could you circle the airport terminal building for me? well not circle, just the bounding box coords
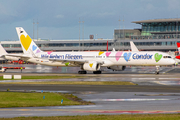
[1,18,180,53]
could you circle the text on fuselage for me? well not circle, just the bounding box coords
[132,53,153,60]
[41,54,83,60]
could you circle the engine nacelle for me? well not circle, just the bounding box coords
[4,56,20,61]
[83,62,100,71]
[108,66,126,71]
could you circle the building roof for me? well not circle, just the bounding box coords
[0,39,113,44]
[132,18,180,24]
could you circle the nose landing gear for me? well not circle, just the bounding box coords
[78,71,87,74]
[155,66,160,74]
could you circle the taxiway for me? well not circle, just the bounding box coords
[0,65,180,117]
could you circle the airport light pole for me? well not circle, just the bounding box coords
[37,19,39,41]
[82,20,84,51]
[118,18,121,40]
[123,16,125,39]
[33,19,35,41]
[96,34,98,39]
[118,17,121,48]
[79,19,81,51]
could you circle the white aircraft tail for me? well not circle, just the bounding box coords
[0,43,7,56]
[16,27,42,55]
[130,41,139,52]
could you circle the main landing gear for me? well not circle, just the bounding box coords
[78,71,102,74]
[78,71,87,74]
[155,66,160,75]
[93,71,102,74]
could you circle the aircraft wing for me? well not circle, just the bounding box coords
[49,58,104,65]
[4,54,31,59]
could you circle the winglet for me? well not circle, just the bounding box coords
[130,41,139,52]
[112,48,115,52]
[16,27,42,55]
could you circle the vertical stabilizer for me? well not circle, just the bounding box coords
[0,43,7,56]
[177,42,180,54]
[16,27,42,55]
[130,41,139,52]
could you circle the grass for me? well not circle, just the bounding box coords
[0,75,136,85]
[0,81,135,85]
[0,92,92,108]
[0,114,180,120]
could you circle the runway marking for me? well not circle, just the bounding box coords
[153,81,180,86]
[0,105,97,111]
[84,98,170,102]
[132,78,156,80]
[159,78,180,80]
[72,110,180,114]
[129,75,156,76]
[52,105,97,109]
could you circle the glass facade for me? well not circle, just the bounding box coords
[115,20,180,40]
[2,44,21,48]
[114,29,141,39]
[114,41,176,47]
[141,22,180,35]
[130,34,180,40]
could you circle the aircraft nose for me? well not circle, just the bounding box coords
[169,59,175,65]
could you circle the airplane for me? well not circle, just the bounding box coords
[2,27,176,74]
[176,42,180,59]
[0,44,21,61]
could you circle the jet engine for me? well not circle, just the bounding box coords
[83,62,100,71]
[4,56,20,61]
[107,66,126,71]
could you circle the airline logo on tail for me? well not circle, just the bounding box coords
[16,27,41,55]
[176,42,180,59]
[20,34,32,51]
[177,42,180,54]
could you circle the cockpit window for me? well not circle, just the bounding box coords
[163,56,171,58]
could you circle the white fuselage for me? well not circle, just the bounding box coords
[24,51,175,67]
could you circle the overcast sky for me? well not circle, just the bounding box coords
[0,0,180,41]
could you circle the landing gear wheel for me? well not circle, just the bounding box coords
[155,71,159,74]
[155,66,160,75]
[93,71,102,74]
[78,71,87,74]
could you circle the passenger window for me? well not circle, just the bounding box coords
[163,56,171,58]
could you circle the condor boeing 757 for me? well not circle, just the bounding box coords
[3,27,176,74]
